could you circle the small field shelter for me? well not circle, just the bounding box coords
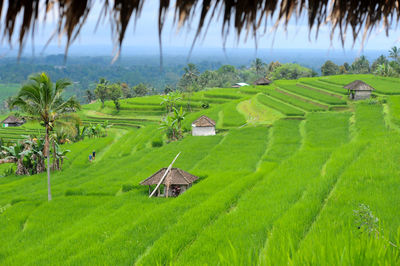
[344,80,374,100]
[2,115,25,127]
[192,115,216,136]
[253,77,271,85]
[140,168,198,197]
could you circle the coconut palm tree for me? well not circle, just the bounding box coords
[251,58,265,77]
[12,73,80,201]
[389,46,400,61]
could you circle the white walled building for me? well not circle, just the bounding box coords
[192,115,216,136]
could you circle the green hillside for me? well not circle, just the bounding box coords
[1,74,400,265]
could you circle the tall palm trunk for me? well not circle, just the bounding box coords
[45,125,52,201]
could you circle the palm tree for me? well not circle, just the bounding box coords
[251,58,265,77]
[183,63,200,80]
[389,47,400,61]
[12,73,80,201]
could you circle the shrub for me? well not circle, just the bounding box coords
[151,138,163,147]
[121,183,135,192]
[201,102,210,109]
[65,188,86,196]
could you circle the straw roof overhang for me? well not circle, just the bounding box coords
[253,77,271,85]
[344,80,374,91]
[2,115,24,124]
[192,115,216,127]
[140,168,198,186]
[2,1,399,59]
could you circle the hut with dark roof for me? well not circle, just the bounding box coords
[191,115,216,136]
[344,80,374,100]
[2,115,25,127]
[253,77,271,86]
[140,168,198,197]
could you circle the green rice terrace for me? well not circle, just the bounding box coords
[1,74,400,265]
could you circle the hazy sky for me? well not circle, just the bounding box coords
[4,1,400,55]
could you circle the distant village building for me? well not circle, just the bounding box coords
[140,168,198,197]
[253,77,271,86]
[344,80,374,100]
[2,115,25,127]
[192,115,216,136]
[232,82,250,88]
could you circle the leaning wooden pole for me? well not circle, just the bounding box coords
[149,152,181,198]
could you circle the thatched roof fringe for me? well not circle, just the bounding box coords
[2,1,400,59]
[344,80,374,91]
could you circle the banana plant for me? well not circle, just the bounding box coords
[1,143,28,175]
[172,106,186,139]
[101,120,112,136]
[160,115,177,140]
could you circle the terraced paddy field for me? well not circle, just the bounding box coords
[1,74,400,265]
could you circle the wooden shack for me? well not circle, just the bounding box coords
[192,115,216,136]
[253,77,271,86]
[344,80,374,100]
[2,115,25,127]
[140,168,198,197]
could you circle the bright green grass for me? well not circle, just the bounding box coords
[320,74,400,95]
[237,96,284,124]
[276,80,347,105]
[263,87,325,111]
[221,101,247,127]
[387,95,400,126]
[299,78,348,95]
[257,94,305,116]
[172,112,351,265]
[1,76,400,265]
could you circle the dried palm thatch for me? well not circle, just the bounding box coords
[2,0,399,60]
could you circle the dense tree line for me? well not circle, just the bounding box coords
[320,47,400,77]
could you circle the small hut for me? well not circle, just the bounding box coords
[344,80,374,100]
[2,115,25,127]
[140,168,198,197]
[192,115,216,136]
[253,77,271,86]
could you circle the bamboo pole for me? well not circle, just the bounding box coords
[149,152,181,198]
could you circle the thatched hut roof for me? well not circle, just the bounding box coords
[344,80,374,91]
[253,77,271,85]
[2,1,399,59]
[2,115,24,124]
[192,115,216,127]
[140,168,198,186]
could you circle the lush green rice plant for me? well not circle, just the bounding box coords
[387,96,400,126]
[299,78,348,95]
[221,101,247,127]
[173,112,350,265]
[257,94,305,116]
[276,81,347,105]
[151,137,163,147]
[263,88,325,111]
